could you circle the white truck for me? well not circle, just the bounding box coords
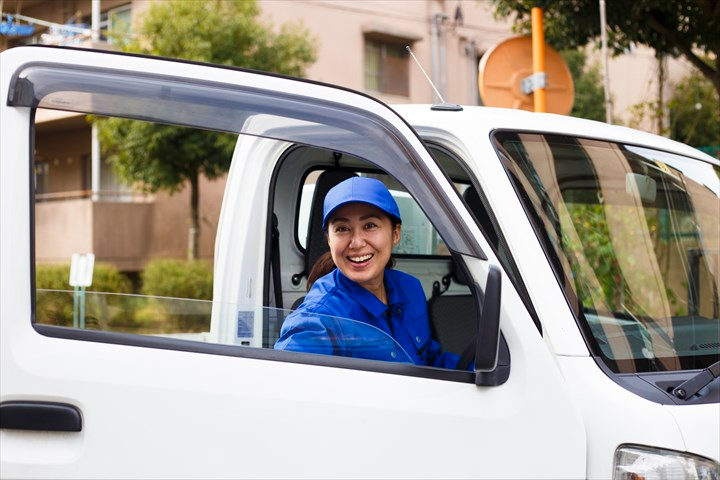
[1,46,718,479]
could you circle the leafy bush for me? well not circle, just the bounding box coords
[36,263,132,293]
[35,260,212,333]
[140,259,213,300]
[139,259,213,333]
[35,263,132,328]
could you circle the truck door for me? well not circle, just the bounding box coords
[1,46,586,478]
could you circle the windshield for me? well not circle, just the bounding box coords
[495,132,719,373]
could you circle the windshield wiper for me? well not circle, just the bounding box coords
[672,361,720,400]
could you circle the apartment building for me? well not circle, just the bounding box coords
[0,0,692,272]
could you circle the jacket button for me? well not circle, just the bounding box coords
[416,336,421,342]
[390,351,397,358]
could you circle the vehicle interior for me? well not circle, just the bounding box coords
[264,143,498,355]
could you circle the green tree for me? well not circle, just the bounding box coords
[490,0,720,112]
[668,67,720,155]
[560,49,606,121]
[98,0,317,259]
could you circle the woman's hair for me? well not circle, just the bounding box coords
[306,251,336,290]
[307,217,400,291]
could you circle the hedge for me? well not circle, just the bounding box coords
[35,260,212,334]
[36,262,132,293]
[140,259,213,300]
[35,263,132,329]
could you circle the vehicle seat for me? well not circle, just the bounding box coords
[427,186,493,356]
[427,259,477,356]
[291,168,357,309]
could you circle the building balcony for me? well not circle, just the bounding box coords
[35,190,154,272]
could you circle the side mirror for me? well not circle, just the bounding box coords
[473,265,502,385]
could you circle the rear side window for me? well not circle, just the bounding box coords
[298,170,451,256]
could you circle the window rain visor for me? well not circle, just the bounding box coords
[8,60,482,258]
[495,132,719,373]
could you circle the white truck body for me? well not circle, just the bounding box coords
[1,46,718,479]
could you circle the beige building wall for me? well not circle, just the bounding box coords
[8,0,710,275]
[35,118,91,194]
[260,0,513,106]
[148,176,226,263]
[35,199,94,263]
[588,44,695,131]
[2,0,704,125]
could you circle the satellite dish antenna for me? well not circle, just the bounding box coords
[478,36,574,115]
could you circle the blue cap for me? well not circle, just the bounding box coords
[322,177,402,229]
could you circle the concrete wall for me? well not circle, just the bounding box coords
[35,199,154,270]
[2,0,704,125]
[35,199,94,264]
[18,0,710,276]
[35,177,225,270]
[93,201,154,271]
[588,44,694,131]
[35,123,90,194]
[259,0,513,106]
[148,175,226,263]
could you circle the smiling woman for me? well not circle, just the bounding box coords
[275,177,463,369]
[324,177,401,302]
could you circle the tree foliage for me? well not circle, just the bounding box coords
[98,120,236,195]
[668,67,720,154]
[490,0,720,106]
[560,49,606,121]
[98,0,317,259]
[119,0,317,77]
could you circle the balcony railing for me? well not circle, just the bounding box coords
[35,189,153,203]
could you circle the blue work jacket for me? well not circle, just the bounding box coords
[275,268,460,368]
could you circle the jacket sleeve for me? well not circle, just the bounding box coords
[274,306,338,356]
[425,338,463,369]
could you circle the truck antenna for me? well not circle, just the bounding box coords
[406,46,445,104]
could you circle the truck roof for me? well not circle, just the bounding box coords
[393,104,718,165]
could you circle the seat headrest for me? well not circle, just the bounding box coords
[304,169,357,273]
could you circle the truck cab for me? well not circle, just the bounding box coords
[1,46,718,479]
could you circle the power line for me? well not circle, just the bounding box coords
[288,0,511,36]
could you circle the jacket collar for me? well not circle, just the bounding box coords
[335,268,410,318]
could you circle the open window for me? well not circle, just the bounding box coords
[12,49,506,383]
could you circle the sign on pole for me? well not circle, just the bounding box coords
[69,253,94,329]
[69,253,95,287]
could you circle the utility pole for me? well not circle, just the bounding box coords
[657,55,669,136]
[91,0,101,201]
[599,0,612,124]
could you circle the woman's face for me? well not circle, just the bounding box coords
[327,202,400,294]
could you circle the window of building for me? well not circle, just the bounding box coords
[364,37,409,97]
[76,3,131,44]
[107,4,132,45]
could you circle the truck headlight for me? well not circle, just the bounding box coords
[614,445,719,480]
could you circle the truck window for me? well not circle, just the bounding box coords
[298,170,451,256]
[18,59,487,382]
[31,117,478,382]
[33,113,229,342]
[495,132,720,373]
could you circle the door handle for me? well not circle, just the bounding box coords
[0,401,82,432]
